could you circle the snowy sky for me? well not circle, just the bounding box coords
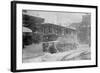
[23,10,87,27]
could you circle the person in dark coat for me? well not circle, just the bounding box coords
[48,42,57,54]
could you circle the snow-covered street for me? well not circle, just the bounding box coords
[23,44,91,63]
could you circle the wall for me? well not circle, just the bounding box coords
[0,0,99,73]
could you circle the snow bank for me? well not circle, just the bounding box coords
[23,45,90,63]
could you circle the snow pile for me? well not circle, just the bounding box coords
[23,45,90,63]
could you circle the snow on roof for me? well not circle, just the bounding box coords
[23,27,32,32]
[66,26,76,30]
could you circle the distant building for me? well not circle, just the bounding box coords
[78,14,91,45]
